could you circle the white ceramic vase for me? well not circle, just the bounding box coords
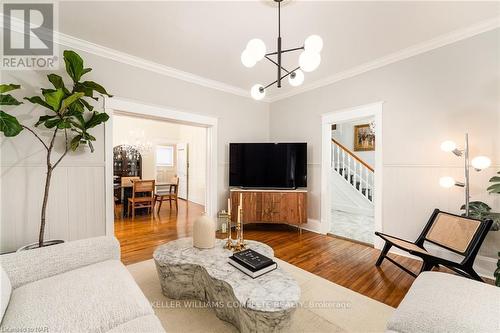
[193,213,216,249]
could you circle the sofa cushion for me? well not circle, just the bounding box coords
[387,271,500,333]
[107,314,165,333]
[0,260,155,333]
[0,265,11,322]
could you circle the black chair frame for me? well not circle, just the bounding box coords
[375,208,492,282]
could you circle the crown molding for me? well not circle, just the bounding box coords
[55,32,263,100]
[3,14,498,104]
[1,14,260,101]
[268,17,500,103]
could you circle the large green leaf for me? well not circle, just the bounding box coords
[0,84,20,93]
[85,111,109,129]
[47,74,70,95]
[487,183,500,194]
[75,81,112,97]
[0,94,22,106]
[60,92,84,113]
[43,88,65,111]
[0,110,23,136]
[24,96,54,111]
[64,50,85,82]
[44,117,62,128]
[35,115,57,127]
[70,134,83,151]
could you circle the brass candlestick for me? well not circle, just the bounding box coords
[233,193,246,252]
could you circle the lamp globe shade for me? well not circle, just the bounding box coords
[250,84,265,100]
[246,38,266,61]
[288,70,304,87]
[241,49,256,68]
[471,156,491,170]
[439,176,455,188]
[304,35,323,53]
[440,140,457,152]
[299,51,321,72]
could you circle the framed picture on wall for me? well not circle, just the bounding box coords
[354,124,375,151]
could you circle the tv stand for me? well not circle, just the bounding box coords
[230,188,307,231]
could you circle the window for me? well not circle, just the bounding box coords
[156,146,174,167]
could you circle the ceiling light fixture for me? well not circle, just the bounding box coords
[242,0,323,100]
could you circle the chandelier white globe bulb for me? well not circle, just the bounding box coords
[304,35,323,53]
[241,49,256,68]
[439,176,456,188]
[299,51,321,72]
[246,38,266,61]
[440,140,457,152]
[288,70,304,87]
[250,84,266,100]
[471,156,491,170]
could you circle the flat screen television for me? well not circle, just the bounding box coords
[229,143,307,189]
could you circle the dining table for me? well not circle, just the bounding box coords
[115,182,176,217]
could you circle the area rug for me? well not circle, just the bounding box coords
[127,258,394,333]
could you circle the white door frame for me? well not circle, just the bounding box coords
[321,102,384,249]
[104,97,218,237]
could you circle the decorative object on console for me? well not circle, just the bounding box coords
[495,252,500,287]
[353,123,375,151]
[193,213,216,249]
[242,0,323,100]
[0,50,112,250]
[439,134,491,216]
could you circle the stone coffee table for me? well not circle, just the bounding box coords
[153,238,300,333]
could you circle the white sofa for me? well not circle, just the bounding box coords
[0,237,165,333]
[386,271,500,333]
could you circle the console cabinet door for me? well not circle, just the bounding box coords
[261,192,281,222]
[230,191,306,225]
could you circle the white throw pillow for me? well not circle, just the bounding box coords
[0,265,11,322]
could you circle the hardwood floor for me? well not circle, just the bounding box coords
[116,200,431,307]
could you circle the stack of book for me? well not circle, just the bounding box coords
[228,249,277,278]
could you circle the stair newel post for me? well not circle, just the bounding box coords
[336,144,340,171]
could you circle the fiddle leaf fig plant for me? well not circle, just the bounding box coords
[0,50,112,248]
[487,172,500,194]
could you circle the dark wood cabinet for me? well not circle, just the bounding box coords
[230,189,307,227]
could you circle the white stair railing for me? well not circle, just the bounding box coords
[331,138,374,202]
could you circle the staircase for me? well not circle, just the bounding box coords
[331,138,374,202]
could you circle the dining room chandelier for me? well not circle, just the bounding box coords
[242,0,323,100]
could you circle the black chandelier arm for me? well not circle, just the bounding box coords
[265,56,291,74]
[265,46,305,57]
[262,66,301,91]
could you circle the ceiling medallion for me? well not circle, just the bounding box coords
[242,0,323,100]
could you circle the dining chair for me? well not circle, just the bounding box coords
[121,176,140,187]
[127,180,155,219]
[154,177,179,214]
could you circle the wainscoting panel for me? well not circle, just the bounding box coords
[0,165,106,253]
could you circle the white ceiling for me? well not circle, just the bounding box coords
[59,1,500,99]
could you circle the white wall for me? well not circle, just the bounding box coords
[332,116,375,168]
[113,114,206,206]
[1,44,268,253]
[269,29,500,273]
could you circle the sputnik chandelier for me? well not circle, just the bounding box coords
[241,0,323,100]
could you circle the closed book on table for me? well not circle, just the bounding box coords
[228,257,277,278]
[230,249,275,271]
